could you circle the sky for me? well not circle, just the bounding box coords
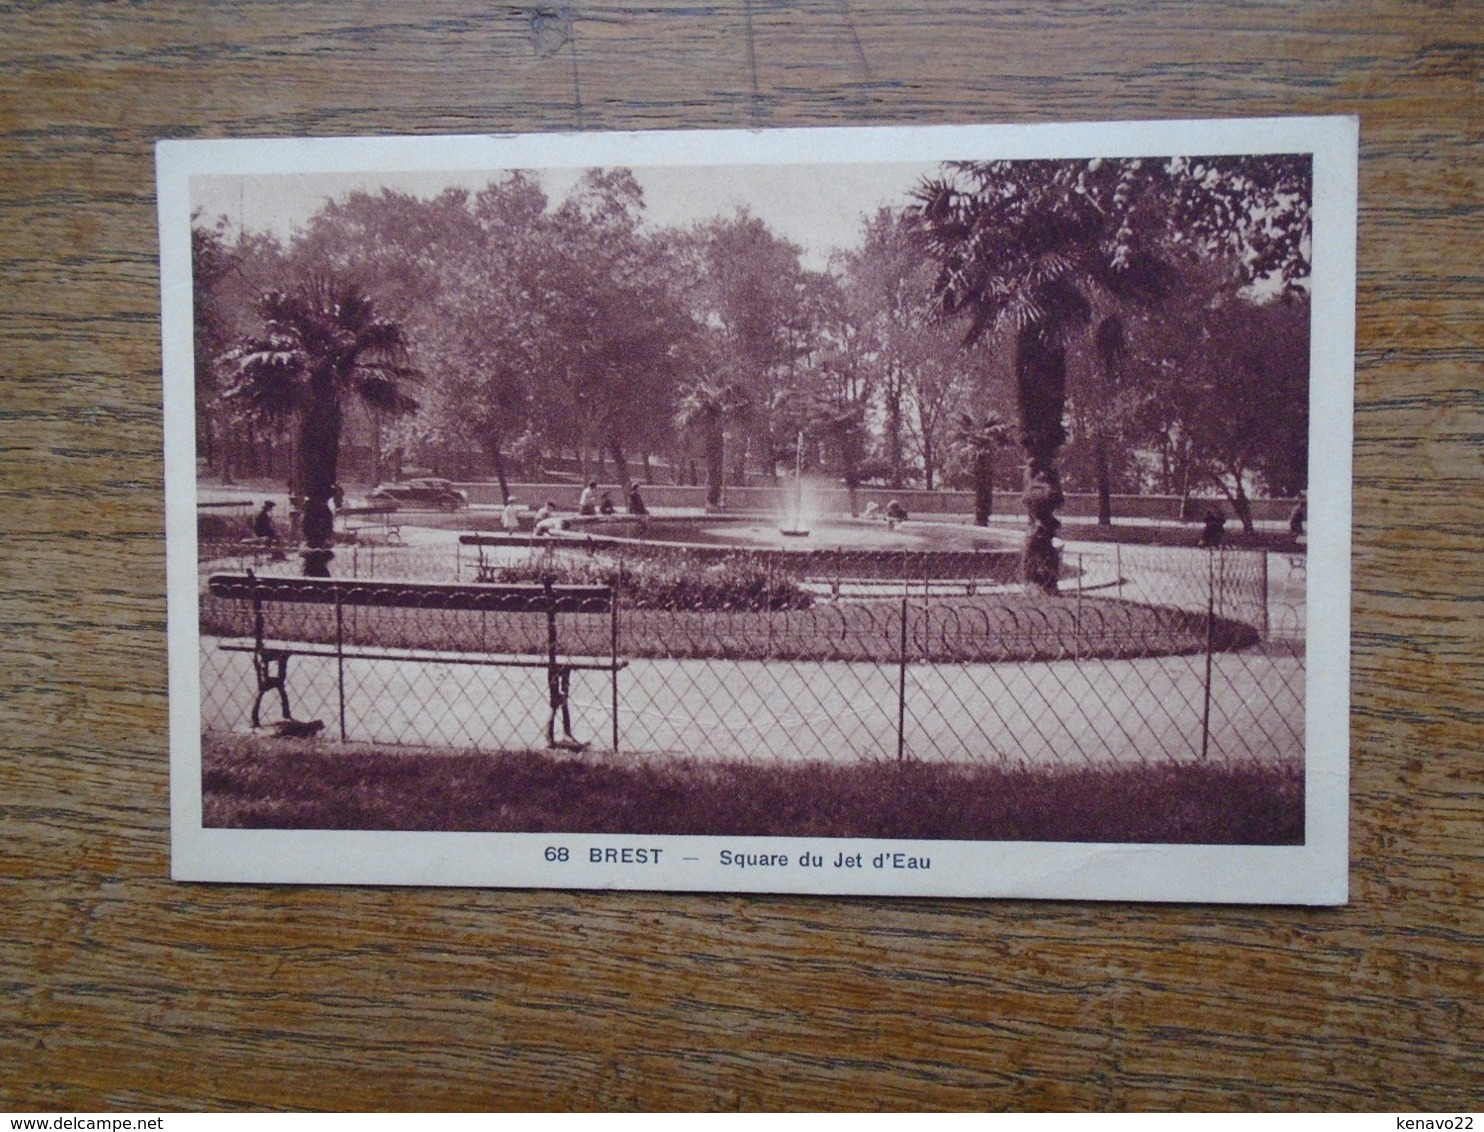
[191,160,946,270]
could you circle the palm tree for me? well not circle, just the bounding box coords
[226,278,419,573]
[952,412,1013,527]
[913,159,1173,592]
[675,379,751,509]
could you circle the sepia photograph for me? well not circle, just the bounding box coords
[160,119,1355,900]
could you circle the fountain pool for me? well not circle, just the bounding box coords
[586,514,1019,553]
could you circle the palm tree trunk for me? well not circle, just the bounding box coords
[704,423,724,509]
[1093,316,1121,528]
[1094,433,1113,526]
[974,449,994,527]
[1017,328,1067,594]
[298,383,342,570]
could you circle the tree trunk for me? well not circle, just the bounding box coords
[1094,433,1113,526]
[731,431,749,488]
[298,382,343,571]
[370,407,383,485]
[885,373,905,489]
[220,420,236,485]
[199,414,215,476]
[973,449,994,527]
[704,423,724,509]
[1178,454,1195,523]
[488,440,511,504]
[1233,479,1255,535]
[1093,315,1121,528]
[608,435,631,495]
[1017,328,1067,594]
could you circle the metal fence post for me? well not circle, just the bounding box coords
[1261,548,1270,639]
[335,581,347,742]
[1201,547,1214,761]
[897,597,909,762]
[1075,553,1083,659]
[611,588,620,753]
[766,551,775,656]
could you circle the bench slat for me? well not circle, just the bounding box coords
[207,573,613,613]
[216,638,626,671]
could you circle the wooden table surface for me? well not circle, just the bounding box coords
[3,1,1479,1112]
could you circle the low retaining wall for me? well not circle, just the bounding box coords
[459,481,1302,524]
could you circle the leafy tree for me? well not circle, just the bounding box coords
[192,221,290,481]
[913,154,1311,590]
[538,170,693,491]
[421,175,554,499]
[688,211,813,481]
[290,186,479,324]
[836,210,922,487]
[1177,292,1311,532]
[192,219,238,476]
[226,279,419,572]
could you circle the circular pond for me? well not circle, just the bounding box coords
[585,514,1019,552]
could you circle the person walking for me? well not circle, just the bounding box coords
[501,496,521,533]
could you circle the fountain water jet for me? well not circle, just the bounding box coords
[780,430,811,538]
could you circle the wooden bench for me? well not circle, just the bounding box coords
[457,532,553,582]
[206,572,625,751]
[337,504,402,543]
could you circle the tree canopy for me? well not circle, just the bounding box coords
[194,156,1312,555]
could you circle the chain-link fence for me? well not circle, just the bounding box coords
[199,533,1304,766]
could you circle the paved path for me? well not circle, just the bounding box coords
[201,641,1302,767]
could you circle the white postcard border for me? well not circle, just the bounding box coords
[160,116,1356,903]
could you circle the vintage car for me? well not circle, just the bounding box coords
[365,477,469,511]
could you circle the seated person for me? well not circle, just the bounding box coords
[253,500,278,541]
[628,484,648,516]
[1198,509,1227,548]
[578,480,598,516]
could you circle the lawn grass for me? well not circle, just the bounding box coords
[199,590,1258,664]
[1058,519,1304,552]
[203,733,1303,844]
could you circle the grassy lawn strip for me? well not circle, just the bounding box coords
[203,733,1303,844]
[200,592,1257,664]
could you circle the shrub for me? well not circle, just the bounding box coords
[198,513,248,539]
[486,555,813,611]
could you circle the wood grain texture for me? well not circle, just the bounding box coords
[2,0,1480,1111]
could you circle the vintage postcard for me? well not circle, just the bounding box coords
[159,117,1355,901]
